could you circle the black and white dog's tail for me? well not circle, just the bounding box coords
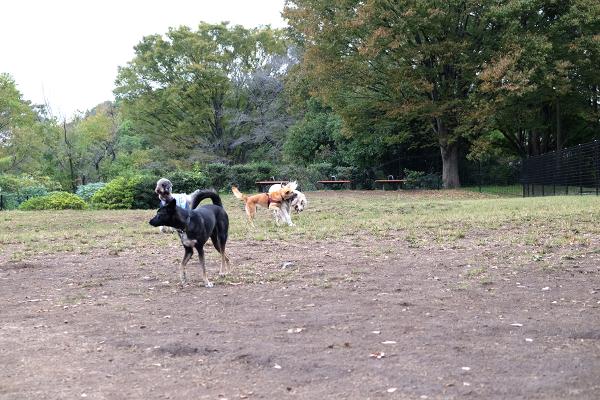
[190,189,223,209]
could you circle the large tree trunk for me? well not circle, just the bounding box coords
[528,130,541,156]
[440,141,460,188]
[436,118,461,188]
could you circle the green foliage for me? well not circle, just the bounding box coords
[284,0,600,187]
[283,100,342,165]
[90,177,136,209]
[167,170,209,194]
[19,191,87,210]
[131,175,160,209]
[199,162,279,191]
[229,162,277,190]
[0,173,54,210]
[205,163,232,191]
[0,74,44,176]
[76,182,106,202]
[403,169,442,190]
[0,174,62,208]
[115,22,289,164]
[307,162,334,179]
[88,174,163,210]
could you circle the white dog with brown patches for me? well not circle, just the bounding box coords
[268,181,307,226]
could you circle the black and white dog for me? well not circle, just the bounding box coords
[149,189,230,288]
[268,181,308,226]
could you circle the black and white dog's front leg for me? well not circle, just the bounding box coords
[179,246,194,286]
[195,243,213,288]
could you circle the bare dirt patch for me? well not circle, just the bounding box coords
[1,192,600,399]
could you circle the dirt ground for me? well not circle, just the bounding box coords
[1,194,600,399]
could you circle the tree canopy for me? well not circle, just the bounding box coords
[1,3,599,193]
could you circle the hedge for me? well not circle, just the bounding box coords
[19,192,87,210]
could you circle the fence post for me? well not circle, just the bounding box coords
[0,194,3,211]
[579,144,583,195]
[594,140,600,196]
[478,161,482,193]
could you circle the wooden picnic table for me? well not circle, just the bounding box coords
[317,180,351,189]
[255,180,288,192]
[374,179,407,190]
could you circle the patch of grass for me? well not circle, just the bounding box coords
[464,266,486,278]
[1,193,599,268]
[461,185,522,197]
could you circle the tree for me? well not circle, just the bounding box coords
[228,53,297,162]
[285,0,497,187]
[283,99,342,164]
[476,0,600,157]
[0,73,49,175]
[114,22,288,167]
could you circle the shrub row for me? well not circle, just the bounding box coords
[11,163,361,210]
[19,192,87,210]
[15,162,424,210]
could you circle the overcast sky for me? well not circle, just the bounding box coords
[1,0,286,120]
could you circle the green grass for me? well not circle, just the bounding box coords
[461,184,522,197]
[1,190,599,259]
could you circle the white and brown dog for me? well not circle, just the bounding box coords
[268,181,307,226]
[232,182,296,227]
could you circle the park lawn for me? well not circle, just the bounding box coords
[1,190,599,263]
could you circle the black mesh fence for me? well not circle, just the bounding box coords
[521,140,600,197]
[460,158,522,197]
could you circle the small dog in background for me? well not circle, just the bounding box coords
[155,178,203,245]
[232,183,296,227]
[268,181,308,226]
[155,178,196,209]
[155,178,197,234]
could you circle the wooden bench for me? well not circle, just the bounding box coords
[317,180,351,189]
[374,179,407,190]
[255,180,288,192]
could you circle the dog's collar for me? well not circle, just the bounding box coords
[266,193,281,207]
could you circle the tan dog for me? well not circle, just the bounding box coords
[232,184,296,226]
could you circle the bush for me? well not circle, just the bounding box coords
[19,192,87,210]
[132,175,160,209]
[333,166,357,181]
[201,162,278,192]
[76,182,106,202]
[305,163,334,190]
[205,163,231,191]
[90,177,136,209]
[229,162,276,191]
[88,170,218,210]
[0,174,62,209]
[167,170,209,194]
[274,164,311,191]
[404,169,442,189]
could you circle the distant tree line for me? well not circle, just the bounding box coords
[1,2,599,195]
